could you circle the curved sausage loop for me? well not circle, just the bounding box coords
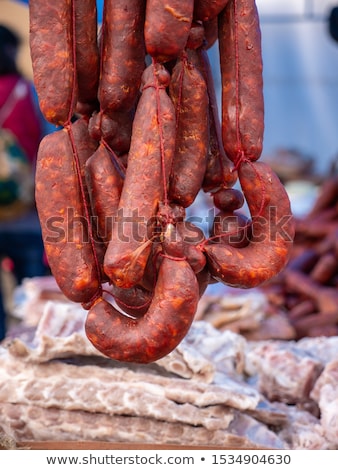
[204,161,295,288]
[85,256,199,364]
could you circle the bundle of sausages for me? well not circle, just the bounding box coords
[29,0,295,363]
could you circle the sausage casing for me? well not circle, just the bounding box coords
[218,0,264,163]
[86,256,199,363]
[35,122,100,303]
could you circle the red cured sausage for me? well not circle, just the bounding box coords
[211,211,251,248]
[196,49,237,192]
[218,0,264,163]
[104,63,176,288]
[186,22,205,50]
[29,0,77,125]
[111,284,153,318]
[88,110,133,155]
[194,0,231,21]
[159,218,206,278]
[144,0,194,62]
[203,17,218,49]
[168,51,209,208]
[98,0,146,114]
[74,0,100,114]
[204,162,295,288]
[213,188,244,211]
[35,121,101,304]
[85,142,124,245]
[157,202,206,273]
[85,256,199,363]
[176,221,207,273]
[211,188,249,247]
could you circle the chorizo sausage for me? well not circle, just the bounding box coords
[203,16,218,49]
[196,49,237,192]
[168,51,209,208]
[176,221,207,273]
[110,284,153,318]
[35,120,101,304]
[29,0,77,125]
[88,110,133,155]
[158,203,206,273]
[204,162,295,288]
[144,0,194,62]
[163,225,206,276]
[104,63,176,288]
[98,0,146,114]
[211,211,251,248]
[85,142,124,245]
[194,0,231,22]
[74,0,100,114]
[218,0,264,163]
[186,22,205,50]
[210,188,250,247]
[212,188,244,211]
[85,256,199,363]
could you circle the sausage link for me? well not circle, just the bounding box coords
[35,121,101,303]
[213,188,244,211]
[168,51,209,207]
[204,162,295,288]
[111,284,153,318]
[218,0,264,163]
[194,0,231,21]
[98,0,146,114]
[176,221,207,273]
[88,110,133,155]
[85,143,124,245]
[104,64,176,288]
[196,49,237,192]
[144,0,194,62]
[29,0,77,125]
[211,211,251,248]
[85,256,199,363]
[203,17,218,49]
[74,0,100,114]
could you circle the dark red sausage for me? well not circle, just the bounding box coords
[176,221,207,273]
[35,121,101,303]
[218,0,264,163]
[111,284,153,318]
[85,256,199,363]
[85,143,124,245]
[203,16,218,49]
[88,110,133,155]
[98,0,146,114]
[29,0,77,125]
[211,211,251,248]
[213,188,244,211]
[74,0,100,114]
[204,162,295,288]
[168,51,209,208]
[104,64,176,288]
[196,49,237,192]
[144,0,194,62]
[194,0,231,21]
[211,188,249,248]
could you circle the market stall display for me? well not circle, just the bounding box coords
[1,303,338,449]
